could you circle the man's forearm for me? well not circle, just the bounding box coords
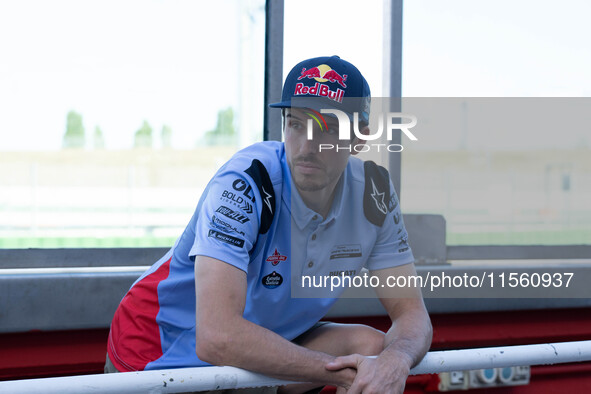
[379,307,433,368]
[194,256,354,388]
[197,316,354,387]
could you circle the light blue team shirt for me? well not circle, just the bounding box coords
[133,141,413,370]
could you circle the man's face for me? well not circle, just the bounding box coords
[284,108,353,193]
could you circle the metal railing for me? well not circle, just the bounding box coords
[1,341,590,394]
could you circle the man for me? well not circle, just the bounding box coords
[106,55,432,393]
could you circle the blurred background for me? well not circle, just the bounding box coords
[1,0,590,248]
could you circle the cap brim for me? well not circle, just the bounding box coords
[268,101,291,108]
[269,97,362,122]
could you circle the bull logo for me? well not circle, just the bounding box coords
[298,64,347,88]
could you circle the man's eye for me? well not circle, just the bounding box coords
[326,127,338,135]
[290,120,302,129]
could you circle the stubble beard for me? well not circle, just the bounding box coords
[288,160,326,191]
[293,172,330,192]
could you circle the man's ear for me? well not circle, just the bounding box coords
[350,125,369,156]
[281,108,288,133]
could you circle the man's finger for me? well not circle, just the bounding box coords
[344,376,365,394]
[325,354,362,370]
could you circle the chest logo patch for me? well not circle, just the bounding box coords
[266,248,287,266]
[330,244,362,260]
[262,271,283,289]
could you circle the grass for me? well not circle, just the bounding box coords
[2,229,590,249]
[447,229,591,245]
[0,236,177,249]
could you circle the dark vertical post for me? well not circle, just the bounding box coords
[263,0,284,141]
[384,0,403,197]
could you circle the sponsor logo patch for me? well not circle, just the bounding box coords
[262,271,283,289]
[329,270,357,277]
[261,186,273,214]
[363,162,390,227]
[294,64,347,103]
[208,229,245,248]
[294,82,345,104]
[330,244,362,260]
[232,179,256,203]
[370,179,388,215]
[211,215,245,236]
[220,190,253,213]
[388,193,398,212]
[266,248,287,266]
[397,235,409,253]
[216,205,250,224]
[244,159,275,234]
[298,64,348,88]
[399,234,408,246]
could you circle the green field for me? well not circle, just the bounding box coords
[3,227,591,249]
[1,147,590,249]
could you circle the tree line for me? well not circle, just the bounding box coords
[62,107,236,149]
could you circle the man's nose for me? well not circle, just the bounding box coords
[300,133,321,155]
[297,120,317,150]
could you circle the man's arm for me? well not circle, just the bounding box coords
[326,263,432,394]
[374,263,433,368]
[194,255,355,388]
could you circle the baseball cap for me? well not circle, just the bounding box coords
[269,55,371,123]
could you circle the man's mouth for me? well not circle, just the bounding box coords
[294,160,323,174]
[297,161,321,168]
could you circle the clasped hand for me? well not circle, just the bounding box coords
[326,352,412,394]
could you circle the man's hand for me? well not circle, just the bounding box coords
[322,263,432,393]
[325,351,412,394]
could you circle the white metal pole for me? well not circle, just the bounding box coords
[1,341,590,394]
[410,340,591,375]
[0,365,294,394]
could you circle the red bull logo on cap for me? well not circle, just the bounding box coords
[298,64,347,88]
[294,64,346,103]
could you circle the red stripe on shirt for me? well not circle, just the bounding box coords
[107,257,172,371]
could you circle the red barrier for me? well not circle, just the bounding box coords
[1,307,590,392]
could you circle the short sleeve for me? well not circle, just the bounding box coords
[365,185,415,271]
[189,169,260,273]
